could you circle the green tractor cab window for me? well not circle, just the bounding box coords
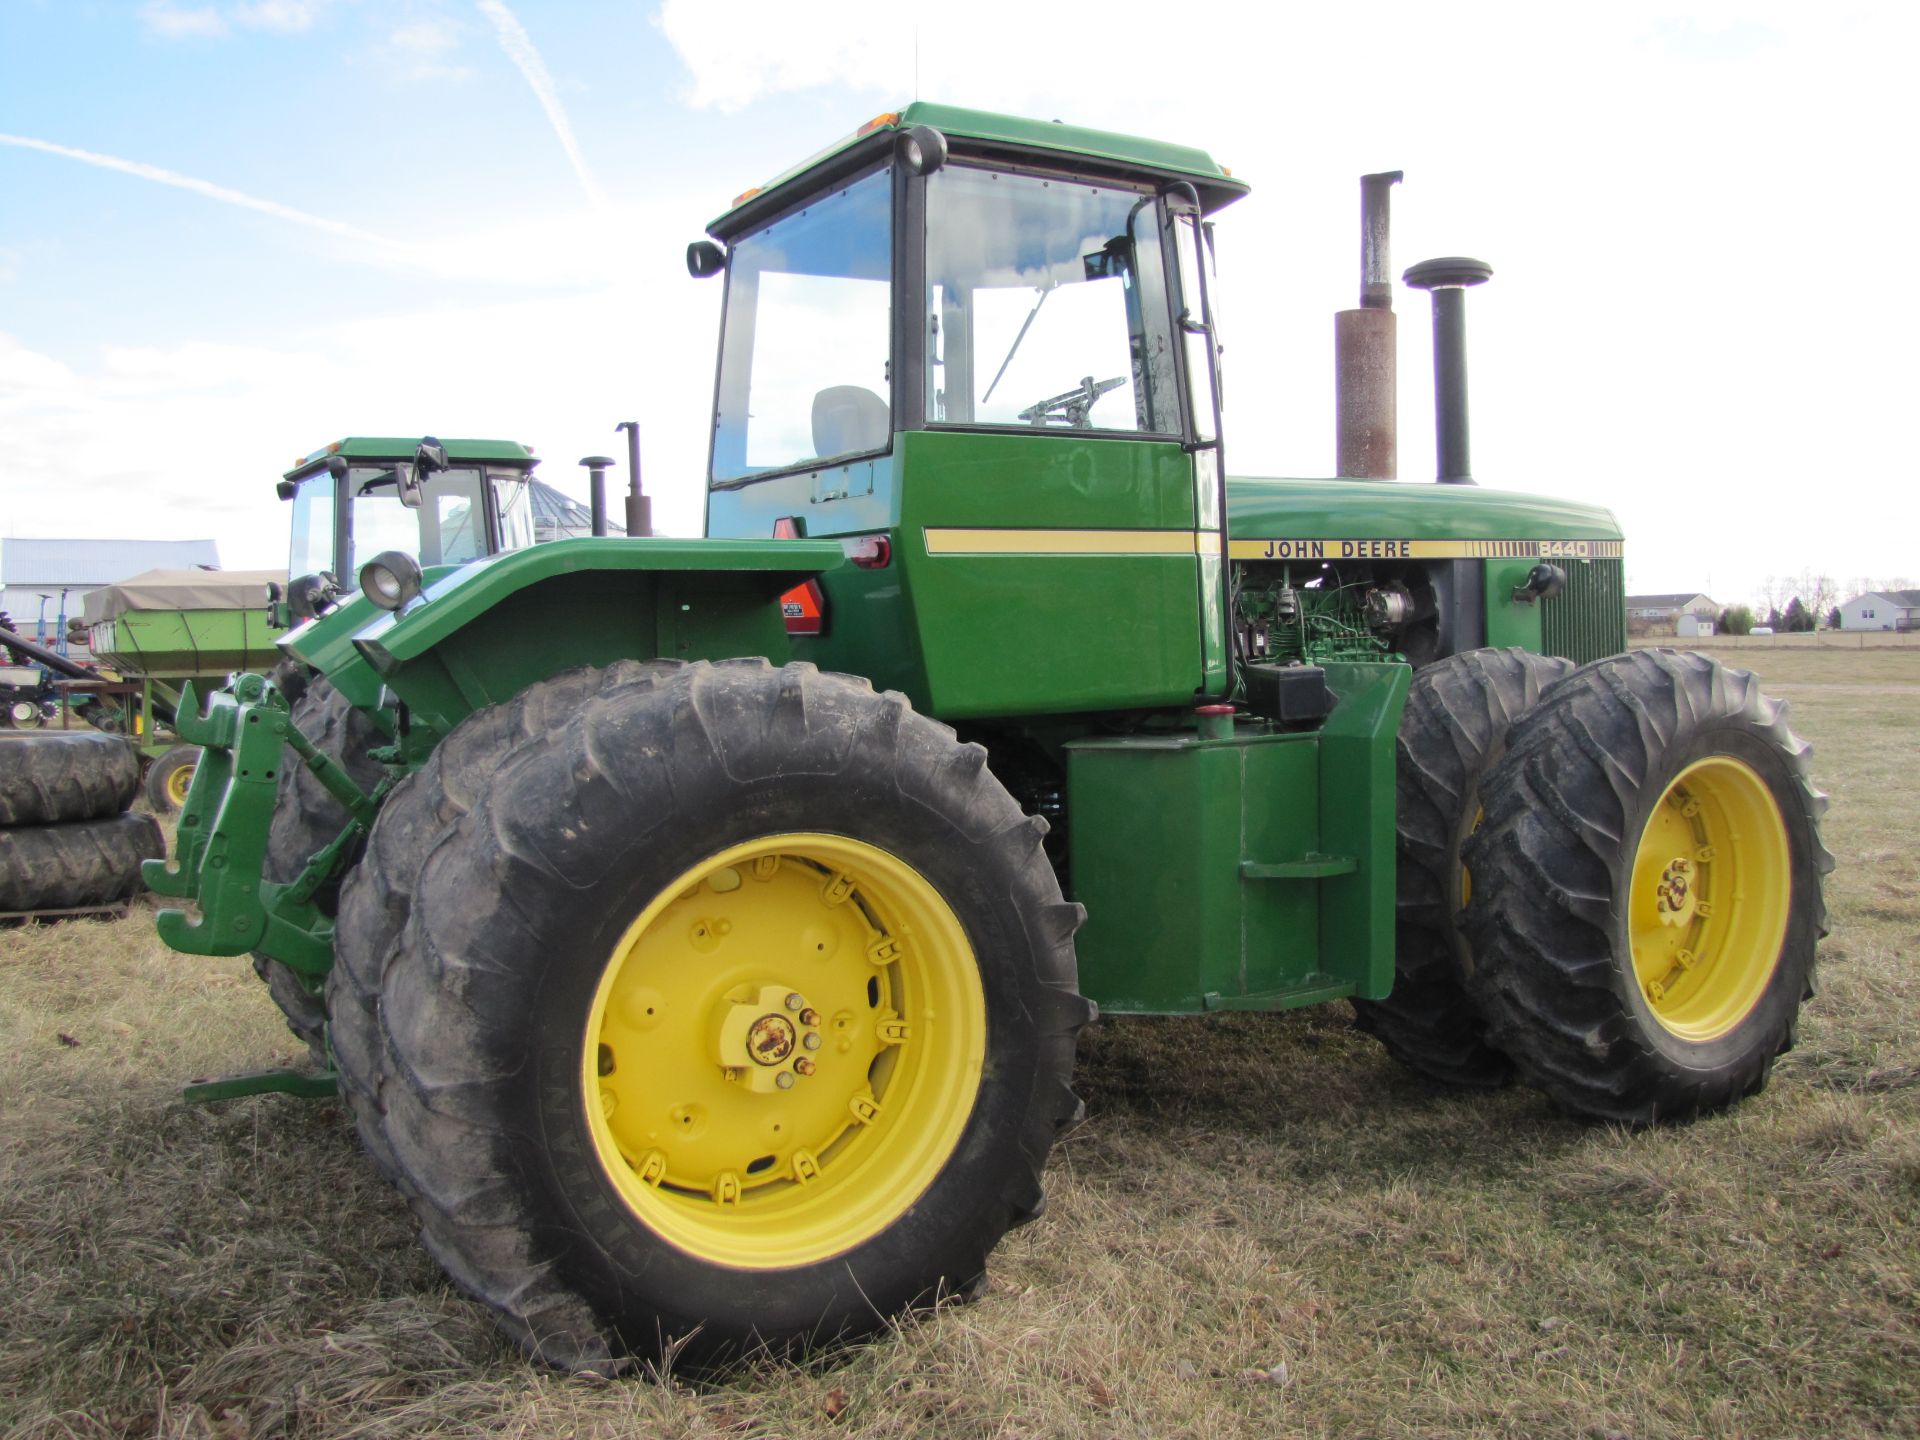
[711,168,894,485]
[924,167,1179,435]
[345,465,490,569]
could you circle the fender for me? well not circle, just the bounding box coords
[343,536,845,740]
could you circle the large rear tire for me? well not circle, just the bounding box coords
[332,659,1090,1371]
[1462,650,1831,1124]
[252,679,385,1064]
[1352,648,1574,1087]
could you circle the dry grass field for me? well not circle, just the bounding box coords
[4,647,1916,1439]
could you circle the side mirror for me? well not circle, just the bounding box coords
[687,241,726,279]
[324,454,349,480]
[275,479,297,501]
[897,124,947,176]
[404,436,447,509]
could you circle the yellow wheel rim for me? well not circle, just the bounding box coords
[165,761,195,808]
[1628,756,1790,1042]
[582,833,986,1269]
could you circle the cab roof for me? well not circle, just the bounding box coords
[708,102,1249,241]
[284,437,538,481]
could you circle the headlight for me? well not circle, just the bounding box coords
[359,551,424,612]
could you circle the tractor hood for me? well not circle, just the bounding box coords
[1225,477,1622,560]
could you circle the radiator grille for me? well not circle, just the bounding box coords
[1541,556,1626,664]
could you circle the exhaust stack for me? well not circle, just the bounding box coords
[1403,256,1493,485]
[615,420,653,537]
[1405,257,1489,487]
[1334,170,1402,480]
[579,456,613,537]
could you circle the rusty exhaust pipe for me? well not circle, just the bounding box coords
[1404,256,1493,485]
[1335,170,1402,480]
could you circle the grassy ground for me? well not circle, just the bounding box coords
[3,648,1916,1439]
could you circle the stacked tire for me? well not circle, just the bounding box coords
[0,731,163,914]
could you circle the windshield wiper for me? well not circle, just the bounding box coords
[981,285,1052,405]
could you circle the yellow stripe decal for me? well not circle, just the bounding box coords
[1226,537,1624,562]
[924,527,1220,557]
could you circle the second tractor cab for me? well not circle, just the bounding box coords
[275,437,542,620]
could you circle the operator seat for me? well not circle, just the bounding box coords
[811,386,890,460]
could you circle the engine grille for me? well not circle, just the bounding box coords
[1541,556,1626,664]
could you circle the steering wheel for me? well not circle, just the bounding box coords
[1017,374,1127,429]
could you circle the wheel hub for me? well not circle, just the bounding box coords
[1653,855,1697,927]
[716,984,823,1093]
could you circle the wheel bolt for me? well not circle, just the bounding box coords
[775,1072,795,1090]
[795,1058,816,1077]
[799,1008,820,1027]
[803,1033,821,1051]
[785,992,805,1011]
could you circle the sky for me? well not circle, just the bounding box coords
[1,0,1914,609]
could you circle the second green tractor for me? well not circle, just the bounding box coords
[152,104,1830,1372]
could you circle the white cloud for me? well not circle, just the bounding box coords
[140,0,331,40]
[384,18,475,81]
[140,3,228,39]
[389,19,460,54]
[232,0,320,32]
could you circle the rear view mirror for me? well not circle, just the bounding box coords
[404,437,447,509]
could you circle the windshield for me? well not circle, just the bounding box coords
[288,474,335,579]
[711,167,893,485]
[348,464,489,571]
[924,167,1178,433]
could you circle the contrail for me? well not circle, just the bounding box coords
[0,132,399,250]
[475,0,607,210]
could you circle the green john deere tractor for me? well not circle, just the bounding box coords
[151,104,1830,1372]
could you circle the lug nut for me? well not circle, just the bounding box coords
[785,993,805,1011]
[799,1008,820,1027]
[775,1072,795,1090]
[794,1058,816,1077]
[803,1032,822,1051]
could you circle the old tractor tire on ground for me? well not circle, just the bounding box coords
[144,745,200,815]
[0,811,163,911]
[1462,649,1831,1125]
[1352,648,1575,1088]
[331,659,1091,1371]
[253,679,386,1064]
[0,731,141,826]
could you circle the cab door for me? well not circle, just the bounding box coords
[900,165,1213,719]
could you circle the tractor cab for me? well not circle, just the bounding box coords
[699,104,1247,718]
[276,437,540,618]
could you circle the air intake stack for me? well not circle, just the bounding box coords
[1404,256,1493,485]
[1334,170,1403,480]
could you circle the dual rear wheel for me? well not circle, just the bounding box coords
[1364,647,1829,1126]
